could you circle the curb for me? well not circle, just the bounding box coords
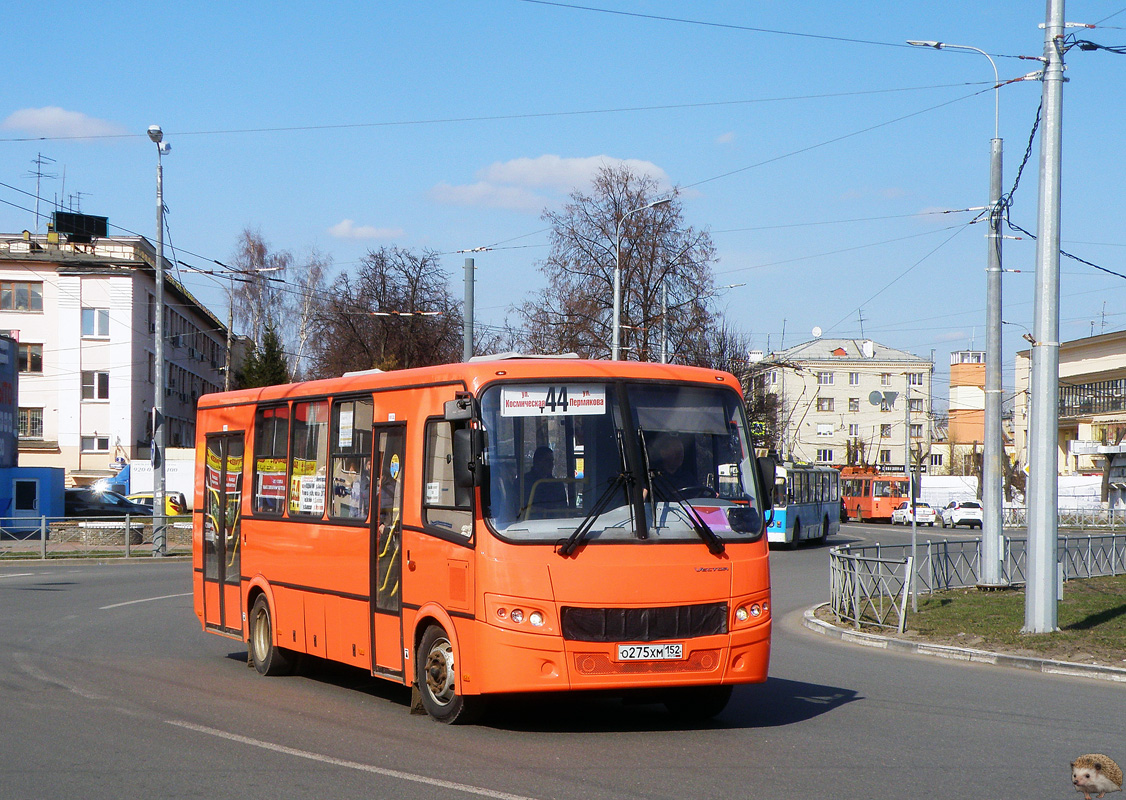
[802,603,1126,684]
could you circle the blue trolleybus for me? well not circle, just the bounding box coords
[766,462,841,548]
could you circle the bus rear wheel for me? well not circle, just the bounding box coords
[663,685,733,721]
[416,625,486,724]
[249,594,294,676]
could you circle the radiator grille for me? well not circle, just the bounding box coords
[561,602,728,643]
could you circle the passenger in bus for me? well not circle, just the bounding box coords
[523,446,568,511]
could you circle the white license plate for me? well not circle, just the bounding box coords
[617,643,683,661]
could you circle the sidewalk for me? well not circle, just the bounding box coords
[802,603,1126,684]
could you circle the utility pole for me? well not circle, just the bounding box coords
[982,131,1006,586]
[148,125,170,557]
[1025,0,1066,633]
[463,257,474,361]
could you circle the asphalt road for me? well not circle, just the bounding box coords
[0,531,1116,800]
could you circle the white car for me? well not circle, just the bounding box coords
[940,500,984,529]
[890,501,936,526]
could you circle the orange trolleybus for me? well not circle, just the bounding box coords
[840,467,909,522]
[192,356,775,723]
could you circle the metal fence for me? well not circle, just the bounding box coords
[1003,506,1126,530]
[0,515,192,559]
[828,533,1126,633]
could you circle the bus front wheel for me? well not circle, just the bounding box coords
[249,594,294,677]
[416,625,486,724]
[786,522,800,550]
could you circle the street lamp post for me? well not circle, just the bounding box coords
[613,197,671,361]
[147,125,170,556]
[908,39,1006,587]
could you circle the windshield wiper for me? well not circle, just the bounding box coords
[557,430,635,557]
[649,471,726,555]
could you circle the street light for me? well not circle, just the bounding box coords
[148,125,170,556]
[908,39,1006,587]
[613,197,671,361]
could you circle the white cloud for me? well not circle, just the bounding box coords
[429,181,545,213]
[0,107,128,138]
[432,155,670,212]
[328,219,404,240]
[715,131,736,145]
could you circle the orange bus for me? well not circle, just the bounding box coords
[192,356,775,723]
[840,467,909,522]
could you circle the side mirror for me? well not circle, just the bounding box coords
[756,456,777,511]
[452,428,486,505]
[445,397,474,421]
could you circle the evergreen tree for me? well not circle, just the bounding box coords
[235,319,290,388]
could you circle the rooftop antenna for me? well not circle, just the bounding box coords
[23,153,56,234]
[858,308,866,339]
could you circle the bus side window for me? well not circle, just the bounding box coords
[290,399,330,518]
[423,419,473,539]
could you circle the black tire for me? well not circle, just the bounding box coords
[786,521,800,550]
[664,685,733,721]
[416,625,486,724]
[249,594,294,676]
[818,515,830,544]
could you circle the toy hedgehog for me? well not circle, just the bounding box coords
[1072,754,1123,800]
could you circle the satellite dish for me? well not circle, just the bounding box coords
[812,326,822,338]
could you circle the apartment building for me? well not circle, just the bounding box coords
[0,229,227,485]
[756,337,933,470]
[1014,329,1126,476]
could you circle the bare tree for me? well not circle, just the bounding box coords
[307,247,463,377]
[518,164,720,362]
[286,249,330,380]
[231,228,292,350]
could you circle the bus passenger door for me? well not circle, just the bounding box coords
[370,424,406,677]
[202,434,244,636]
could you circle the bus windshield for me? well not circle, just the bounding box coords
[480,380,764,544]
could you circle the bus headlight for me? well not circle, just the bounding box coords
[529,611,545,627]
[509,609,524,624]
[735,606,749,622]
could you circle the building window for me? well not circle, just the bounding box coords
[880,424,893,438]
[849,372,860,386]
[816,448,833,463]
[909,398,923,413]
[908,372,924,386]
[879,449,892,464]
[817,424,833,437]
[81,370,110,400]
[81,308,110,337]
[931,453,944,467]
[848,424,860,437]
[17,343,42,373]
[18,408,43,439]
[816,397,834,412]
[81,435,110,452]
[817,372,834,385]
[910,424,922,438]
[881,373,892,386]
[848,397,860,412]
[880,399,893,412]
[0,281,43,312]
[768,371,777,384]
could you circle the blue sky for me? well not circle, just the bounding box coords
[2,1,1125,406]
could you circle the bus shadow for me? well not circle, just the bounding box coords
[225,652,860,733]
[481,677,860,733]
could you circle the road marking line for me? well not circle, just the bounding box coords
[100,592,191,610]
[166,720,541,800]
[0,573,36,579]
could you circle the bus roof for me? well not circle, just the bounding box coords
[197,358,743,409]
